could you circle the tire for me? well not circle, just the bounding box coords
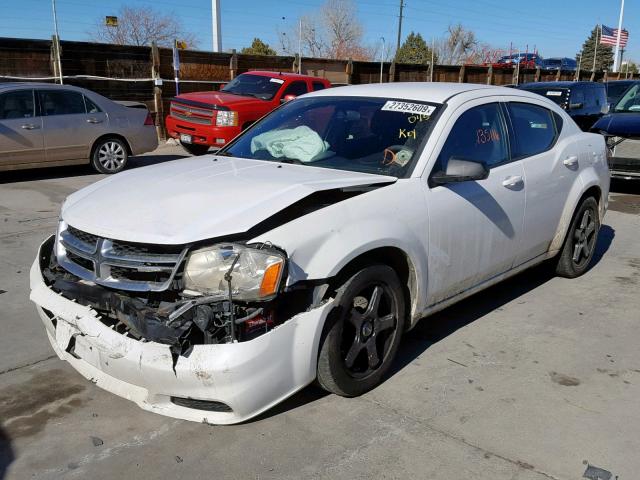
[181,142,210,156]
[91,138,128,174]
[317,264,406,397]
[555,196,600,278]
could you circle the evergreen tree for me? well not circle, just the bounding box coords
[577,26,614,71]
[241,38,277,56]
[395,32,437,65]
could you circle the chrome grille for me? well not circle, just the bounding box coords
[170,102,214,125]
[56,222,188,292]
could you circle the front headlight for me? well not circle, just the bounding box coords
[183,244,285,301]
[215,110,238,126]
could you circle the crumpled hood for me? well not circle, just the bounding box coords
[61,156,396,245]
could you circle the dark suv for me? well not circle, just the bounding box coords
[517,81,608,131]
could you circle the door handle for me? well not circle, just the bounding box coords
[87,118,103,124]
[20,124,39,130]
[563,155,578,167]
[502,175,523,187]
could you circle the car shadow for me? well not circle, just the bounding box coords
[390,224,615,377]
[0,426,14,480]
[0,152,188,185]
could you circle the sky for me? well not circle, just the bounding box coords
[1,0,638,62]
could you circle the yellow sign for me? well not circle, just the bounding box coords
[105,16,118,27]
[176,41,187,50]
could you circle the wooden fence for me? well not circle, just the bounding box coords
[1,36,637,138]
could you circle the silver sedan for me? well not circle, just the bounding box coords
[0,83,158,174]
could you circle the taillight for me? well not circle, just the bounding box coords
[144,112,155,126]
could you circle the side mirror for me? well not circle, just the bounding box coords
[569,102,584,110]
[431,158,489,185]
[281,94,297,104]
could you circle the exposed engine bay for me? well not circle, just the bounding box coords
[39,236,316,362]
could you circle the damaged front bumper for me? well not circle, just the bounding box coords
[30,237,335,424]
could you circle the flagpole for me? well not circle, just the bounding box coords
[593,24,600,73]
[613,0,625,72]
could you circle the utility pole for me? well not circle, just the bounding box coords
[298,19,302,74]
[592,24,600,73]
[613,0,625,72]
[51,0,63,84]
[379,37,385,83]
[395,0,404,55]
[212,0,222,52]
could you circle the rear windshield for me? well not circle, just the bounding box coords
[221,74,283,100]
[221,96,442,178]
[519,87,569,106]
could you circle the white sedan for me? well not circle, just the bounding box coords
[30,83,609,424]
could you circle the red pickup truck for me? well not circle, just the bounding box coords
[166,71,332,155]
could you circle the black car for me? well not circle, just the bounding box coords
[605,80,640,108]
[517,81,608,131]
[592,82,640,180]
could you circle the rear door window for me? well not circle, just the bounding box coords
[38,90,86,116]
[281,81,309,98]
[0,90,35,120]
[507,102,559,158]
[312,81,327,91]
[83,96,102,114]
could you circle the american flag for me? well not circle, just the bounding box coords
[600,25,629,48]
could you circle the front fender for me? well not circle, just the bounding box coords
[251,180,429,322]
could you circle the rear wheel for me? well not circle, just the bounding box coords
[91,138,128,174]
[317,265,405,397]
[555,196,600,278]
[181,142,210,156]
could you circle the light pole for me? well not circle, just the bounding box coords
[613,0,625,72]
[379,37,385,83]
[51,0,63,84]
[212,0,222,52]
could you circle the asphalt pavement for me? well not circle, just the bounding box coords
[1,144,639,480]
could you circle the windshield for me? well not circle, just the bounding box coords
[614,84,640,112]
[519,87,568,106]
[220,96,442,178]
[608,82,636,105]
[545,59,561,66]
[221,74,283,100]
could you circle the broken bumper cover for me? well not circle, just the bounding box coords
[30,240,334,424]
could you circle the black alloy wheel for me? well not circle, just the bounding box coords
[317,265,406,397]
[555,196,600,278]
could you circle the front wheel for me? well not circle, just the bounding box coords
[180,142,210,156]
[555,196,600,278]
[317,265,406,397]
[91,138,129,174]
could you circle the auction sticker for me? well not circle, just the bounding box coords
[382,101,436,115]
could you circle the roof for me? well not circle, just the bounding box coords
[519,81,603,89]
[243,71,329,82]
[0,82,86,91]
[305,82,522,104]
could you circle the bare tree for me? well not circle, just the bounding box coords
[91,6,198,48]
[280,0,371,60]
[321,0,366,59]
[435,24,477,65]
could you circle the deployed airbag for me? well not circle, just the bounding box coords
[250,126,330,163]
